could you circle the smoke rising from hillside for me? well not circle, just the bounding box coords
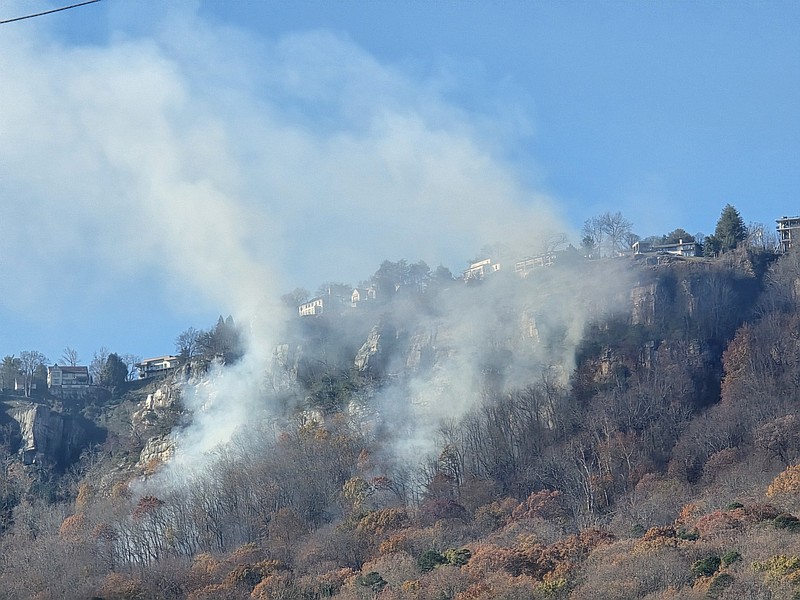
[0,7,626,489]
[353,260,635,476]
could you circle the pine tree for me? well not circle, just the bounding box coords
[100,353,128,388]
[714,204,748,253]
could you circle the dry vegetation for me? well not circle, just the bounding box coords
[1,247,799,599]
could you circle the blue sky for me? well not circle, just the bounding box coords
[0,0,798,365]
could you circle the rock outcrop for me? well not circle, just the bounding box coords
[270,343,301,390]
[136,433,175,473]
[631,282,660,327]
[131,382,182,431]
[404,328,437,372]
[5,402,84,466]
[354,324,397,374]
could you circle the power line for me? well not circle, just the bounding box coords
[0,0,104,25]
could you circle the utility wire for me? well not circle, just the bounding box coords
[0,0,103,25]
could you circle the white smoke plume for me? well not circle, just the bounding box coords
[355,258,636,480]
[0,7,604,487]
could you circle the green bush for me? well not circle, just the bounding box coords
[417,550,447,573]
[774,513,800,532]
[630,523,646,538]
[443,547,472,567]
[721,550,741,566]
[707,572,734,597]
[356,572,386,593]
[691,555,721,578]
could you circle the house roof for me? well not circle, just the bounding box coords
[299,297,323,306]
[49,365,89,373]
[137,355,180,365]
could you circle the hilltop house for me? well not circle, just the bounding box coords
[463,258,501,282]
[47,365,91,399]
[351,285,377,307]
[632,239,701,258]
[298,297,325,316]
[777,216,800,253]
[136,355,181,379]
[299,286,352,316]
[514,253,557,277]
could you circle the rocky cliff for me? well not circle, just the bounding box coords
[5,402,85,466]
[354,323,398,374]
[129,382,182,474]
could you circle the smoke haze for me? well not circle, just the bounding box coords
[0,5,622,487]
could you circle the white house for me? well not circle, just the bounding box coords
[463,258,501,281]
[514,253,557,277]
[298,297,324,316]
[632,239,701,258]
[351,285,377,307]
[136,355,181,379]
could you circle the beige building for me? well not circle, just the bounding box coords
[632,239,701,258]
[777,216,800,253]
[137,355,181,379]
[47,365,91,398]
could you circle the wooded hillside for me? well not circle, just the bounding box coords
[1,247,799,600]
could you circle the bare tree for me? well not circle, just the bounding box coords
[582,216,606,258]
[174,327,202,360]
[19,350,47,397]
[747,221,780,252]
[281,287,310,308]
[602,211,634,256]
[60,347,80,367]
[582,212,634,257]
[539,231,569,254]
[89,347,110,384]
[119,353,142,381]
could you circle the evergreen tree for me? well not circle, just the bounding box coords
[100,353,128,388]
[713,204,748,253]
[0,356,22,391]
[704,234,721,257]
[199,316,243,364]
[663,228,695,244]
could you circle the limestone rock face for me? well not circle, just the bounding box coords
[136,434,175,471]
[631,283,659,326]
[270,343,301,390]
[132,382,182,430]
[405,329,437,372]
[354,324,397,374]
[6,402,83,465]
[144,386,177,411]
[354,326,381,372]
[521,309,540,341]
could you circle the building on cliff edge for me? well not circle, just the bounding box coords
[777,216,800,253]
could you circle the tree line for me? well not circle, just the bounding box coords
[581,203,774,258]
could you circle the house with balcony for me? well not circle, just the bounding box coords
[632,239,701,258]
[47,365,91,399]
[514,253,557,277]
[463,258,501,282]
[136,355,181,379]
[777,216,800,253]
